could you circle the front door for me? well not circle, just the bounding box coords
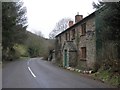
[64,50,67,67]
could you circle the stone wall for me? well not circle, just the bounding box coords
[78,17,96,70]
[56,14,96,70]
[69,51,77,67]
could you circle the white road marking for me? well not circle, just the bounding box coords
[28,67,36,78]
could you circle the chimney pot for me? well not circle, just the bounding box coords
[68,21,74,27]
[75,14,83,23]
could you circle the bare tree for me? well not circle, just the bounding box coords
[49,18,72,39]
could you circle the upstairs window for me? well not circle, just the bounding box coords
[68,31,70,41]
[72,29,75,40]
[81,23,86,36]
[65,33,68,41]
[59,36,61,43]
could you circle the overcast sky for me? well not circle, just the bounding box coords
[23,0,99,38]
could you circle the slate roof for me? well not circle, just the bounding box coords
[55,11,96,38]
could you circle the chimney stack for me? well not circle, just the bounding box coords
[75,13,83,23]
[68,21,74,27]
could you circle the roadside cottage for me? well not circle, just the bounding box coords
[55,11,97,70]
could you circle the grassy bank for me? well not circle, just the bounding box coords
[56,64,119,88]
[91,70,119,87]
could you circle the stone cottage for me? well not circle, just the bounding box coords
[55,11,96,70]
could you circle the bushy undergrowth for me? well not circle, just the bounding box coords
[93,68,119,87]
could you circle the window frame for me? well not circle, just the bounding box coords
[81,47,86,59]
[59,36,61,43]
[65,33,68,41]
[81,23,86,36]
[72,29,75,40]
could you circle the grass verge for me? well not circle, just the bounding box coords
[91,70,119,87]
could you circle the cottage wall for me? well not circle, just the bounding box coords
[78,17,96,69]
[55,13,96,70]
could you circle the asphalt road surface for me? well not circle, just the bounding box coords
[3,58,113,88]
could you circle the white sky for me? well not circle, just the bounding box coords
[23,0,99,38]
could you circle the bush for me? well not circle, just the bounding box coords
[97,41,119,72]
[94,69,119,87]
[14,44,29,57]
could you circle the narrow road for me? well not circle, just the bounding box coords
[3,58,113,88]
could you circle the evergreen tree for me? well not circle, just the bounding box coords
[93,2,120,41]
[93,2,120,72]
[2,1,28,60]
